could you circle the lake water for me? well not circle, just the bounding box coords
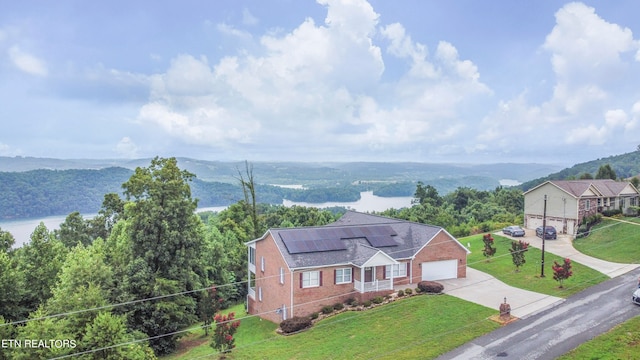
[1,192,412,248]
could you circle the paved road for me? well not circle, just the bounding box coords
[435,270,640,359]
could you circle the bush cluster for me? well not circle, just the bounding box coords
[280,316,312,334]
[397,289,405,297]
[362,300,372,307]
[334,302,344,311]
[417,281,444,294]
[371,296,384,304]
[404,288,413,295]
[321,305,334,314]
[601,209,621,217]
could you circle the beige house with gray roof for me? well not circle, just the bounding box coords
[523,179,639,236]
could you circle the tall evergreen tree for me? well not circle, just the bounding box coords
[119,157,204,355]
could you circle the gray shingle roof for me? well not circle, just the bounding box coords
[550,179,631,197]
[265,211,449,269]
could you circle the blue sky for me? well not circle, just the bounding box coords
[1,0,639,165]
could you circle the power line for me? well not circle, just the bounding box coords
[5,219,639,358]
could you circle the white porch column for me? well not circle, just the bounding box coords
[360,267,365,293]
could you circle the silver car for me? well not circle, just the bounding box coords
[633,288,640,305]
[502,225,525,237]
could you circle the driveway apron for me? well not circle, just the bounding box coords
[438,268,564,319]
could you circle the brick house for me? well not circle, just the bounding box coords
[523,179,640,235]
[245,211,470,323]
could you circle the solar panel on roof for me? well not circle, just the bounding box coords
[279,224,398,254]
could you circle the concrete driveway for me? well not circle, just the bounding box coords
[518,230,640,278]
[438,268,564,319]
[437,229,639,319]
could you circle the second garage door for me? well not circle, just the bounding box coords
[421,260,458,281]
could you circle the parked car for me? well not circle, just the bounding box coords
[633,288,640,305]
[536,226,557,240]
[502,225,525,237]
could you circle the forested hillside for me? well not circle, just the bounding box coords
[0,157,550,220]
[520,150,640,190]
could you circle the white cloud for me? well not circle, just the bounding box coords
[134,0,495,160]
[544,2,639,81]
[242,8,259,26]
[479,2,640,157]
[216,23,253,39]
[8,45,47,76]
[115,137,140,158]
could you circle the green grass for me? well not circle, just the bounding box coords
[164,227,634,359]
[464,233,609,298]
[162,304,278,360]
[556,315,640,360]
[162,295,499,360]
[573,218,640,264]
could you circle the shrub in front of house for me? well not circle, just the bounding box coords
[397,289,405,297]
[362,300,372,307]
[280,316,312,334]
[334,302,344,311]
[418,281,444,294]
[371,296,384,304]
[310,312,319,320]
[321,305,334,314]
[404,288,413,295]
[414,287,422,293]
[346,297,357,306]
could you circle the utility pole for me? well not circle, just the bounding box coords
[540,195,547,278]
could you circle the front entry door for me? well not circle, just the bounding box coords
[364,267,373,282]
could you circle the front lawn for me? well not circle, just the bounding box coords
[464,233,609,298]
[163,295,499,360]
[573,218,640,264]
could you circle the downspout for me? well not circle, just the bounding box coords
[290,269,294,318]
[409,259,414,284]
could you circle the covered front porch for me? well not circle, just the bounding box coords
[352,249,401,293]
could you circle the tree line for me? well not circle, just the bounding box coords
[0,157,526,359]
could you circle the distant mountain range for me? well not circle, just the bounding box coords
[0,156,563,185]
[5,152,637,221]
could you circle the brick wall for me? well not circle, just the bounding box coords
[249,233,292,324]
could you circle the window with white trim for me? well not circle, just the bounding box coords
[302,271,320,288]
[585,200,590,210]
[249,246,256,265]
[279,267,285,284]
[261,256,265,272]
[258,287,262,301]
[335,268,352,284]
[385,263,407,279]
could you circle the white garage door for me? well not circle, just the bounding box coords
[421,260,458,281]
[526,216,543,230]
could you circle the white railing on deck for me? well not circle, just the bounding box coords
[353,279,392,293]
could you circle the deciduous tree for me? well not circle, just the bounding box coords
[211,312,241,355]
[119,157,204,355]
[552,258,573,288]
[509,240,529,272]
[482,233,497,260]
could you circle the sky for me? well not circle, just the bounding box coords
[1,1,640,165]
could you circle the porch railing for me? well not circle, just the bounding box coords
[354,279,392,293]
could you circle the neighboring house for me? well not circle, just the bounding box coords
[245,211,470,323]
[523,179,640,235]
